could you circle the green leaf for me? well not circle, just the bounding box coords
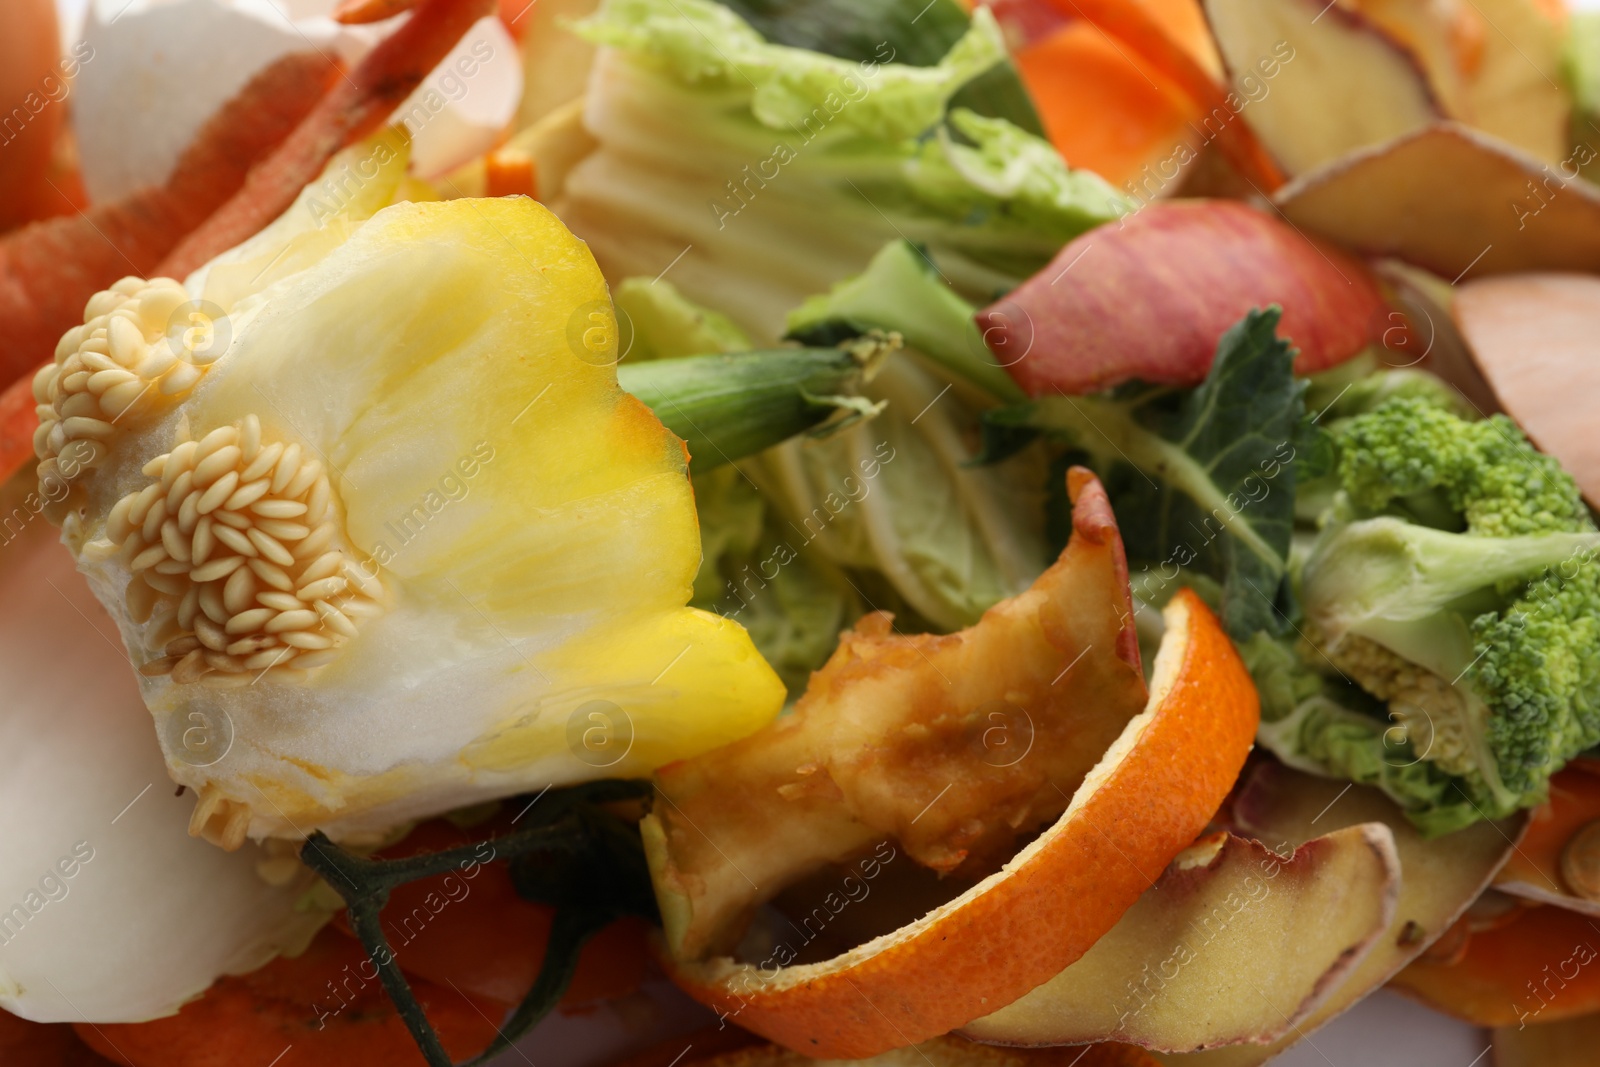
[577,0,1008,143]
[1014,308,1308,641]
[746,351,1050,634]
[786,239,1025,401]
[908,110,1133,248]
[690,467,861,695]
[713,0,1044,134]
[974,405,1043,466]
[1255,686,1483,837]
[691,466,768,605]
[567,0,1124,341]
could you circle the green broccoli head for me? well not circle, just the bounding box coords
[1281,396,1600,832]
[1336,396,1592,537]
[1476,560,1600,797]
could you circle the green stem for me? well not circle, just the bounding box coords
[620,341,893,473]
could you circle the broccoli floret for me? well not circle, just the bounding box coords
[1476,561,1600,796]
[1336,397,1592,537]
[1282,396,1600,832]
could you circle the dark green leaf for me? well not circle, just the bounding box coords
[1106,310,1305,639]
[1015,309,1308,641]
[1292,412,1337,483]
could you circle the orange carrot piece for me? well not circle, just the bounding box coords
[1014,22,1201,188]
[496,0,534,39]
[1496,769,1600,903]
[1128,0,1221,76]
[0,52,335,394]
[159,0,497,279]
[485,148,537,199]
[1389,904,1600,1027]
[76,926,505,1067]
[1,378,36,488]
[564,916,651,1006]
[335,0,424,23]
[1039,0,1286,191]
[339,816,649,1008]
[0,0,73,233]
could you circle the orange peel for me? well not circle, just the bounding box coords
[660,584,1259,1057]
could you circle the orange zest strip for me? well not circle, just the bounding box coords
[1039,0,1286,191]
[157,0,496,279]
[664,580,1259,1058]
[1389,904,1600,1027]
[0,52,334,395]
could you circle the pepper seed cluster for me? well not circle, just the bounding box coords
[102,414,384,685]
[32,276,217,519]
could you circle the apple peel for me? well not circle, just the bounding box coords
[961,824,1400,1052]
[978,200,1393,397]
[658,584,1258,1058]
[1453,273,1600,510]
[647,469,1149,965]
[1203,0,1441,176]
[1274,124,1600,280]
